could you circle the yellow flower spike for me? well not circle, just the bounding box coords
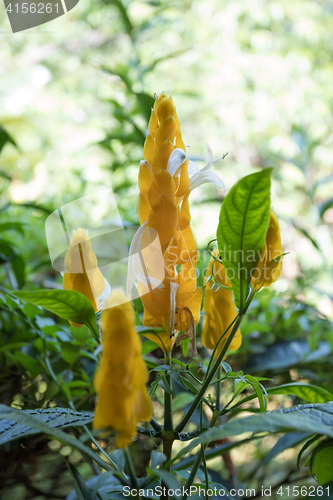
[63,228,105,327]
[93,289,152,448]
[129,93,225,353]
[202,250,242,358]
[252,210,284,290]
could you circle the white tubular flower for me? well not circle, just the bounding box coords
[167,144,225,195]
[187,143,225,193]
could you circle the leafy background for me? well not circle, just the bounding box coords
[1,0,333,498]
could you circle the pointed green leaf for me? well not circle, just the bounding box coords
[12,289,99,342]
[0,404,110,471]
[217,169,272,310]
[314,445,333,485]
[0,405,93,445]
[66,462,103,500]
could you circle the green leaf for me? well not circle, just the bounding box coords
[260,432,312,467]
[66,462,103,500]
[11,254,25,288]
[245,340,331,372]
[0,405,93,445]
[232,383,333,410]
[268,383,333,404]
[314,446,333,485]
[12,290,99,342]
[15,352,40,379]
[61,341,79,364]
[173,392,196,411]
[0,405,110,471]
[217,168,272,310]
[168,403,333,466]
[0,125,17,153]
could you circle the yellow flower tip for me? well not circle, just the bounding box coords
[252,210,283,290]
[202,250,241,358]
[63,228,105,325]
[93,288,152,448]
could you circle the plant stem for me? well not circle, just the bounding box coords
[164,352,173,432]
[216,365,222,412]
[176,289,256,434]
[161,352,174,500]
[183,447,204,499]
[124,447,137,488]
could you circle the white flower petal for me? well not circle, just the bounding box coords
[167,148,187,177]
[188,160,199,175]
[188,171,225,192]
[201,143,213,172]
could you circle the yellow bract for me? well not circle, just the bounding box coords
[63,228,105,327]
[202,250,241,358]
[138,93,202,351]
[252,210,283,290]
[93,289,152,448]
[137,93,202,352]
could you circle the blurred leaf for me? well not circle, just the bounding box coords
[15,351,40,379]
[319,198,333,218]
[10,254,25,288]
[0,405,94,445]
[12,290,100,342]
[217,169,272,311]
[66,472,125,500]
[260,432,312,467]
[0,221,25,235]
[173,392,196,411]
[61,341,79,364]
[0,125,17,153]
[135,92,155,121]
[314,444,333,485]
[150,450,167,469]
[245,340,331,372]
[291,221,319,250]
[66,462,103,500]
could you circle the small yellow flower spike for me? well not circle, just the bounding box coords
[93,289,152,448]
[202,250,241,358]
[252,211,283,290]
[63,228,105,327]
[135,93,203,352]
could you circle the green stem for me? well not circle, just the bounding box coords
[183,448,204,499]
[216,365,222,412]
[164,352,173,432]
[124,447,137,488]
[176,289,256,434]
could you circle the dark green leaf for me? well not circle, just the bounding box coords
[12,290,100,342]
[0,405,93,445]
[260,432,312,467]
[0,126,17,153]
[314,446,333,485]
[245,340,331,372]
[217,169,272,310]
[15,352,40,379]
[11,254,25,288]
[67,462,103,500]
